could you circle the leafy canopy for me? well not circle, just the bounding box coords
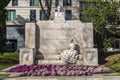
[0,0,10,53]
[80,0,120,50]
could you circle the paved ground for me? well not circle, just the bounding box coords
[5,76,120,80]
[0,65,19,80]
[0,76,6,80]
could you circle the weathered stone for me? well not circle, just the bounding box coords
[19,48,36,65]
[25,23,36,48]
[60,42,79,64]
[19,9,98,66]
[36,21,93,55]
[83,48,98,66]
[38,60,66,65]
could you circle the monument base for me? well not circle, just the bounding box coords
[19,48,36,65]
[38,60,66,65]
[83,48,98,66]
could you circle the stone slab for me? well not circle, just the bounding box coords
[25,23,36,48]
[37,21,93,55]
[83,48,98,66]
[20,48,36,65]
[38,60,66,65]
[36,54,59,60]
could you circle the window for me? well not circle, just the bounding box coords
[45,0,50,6]
[65,10,72,20]
[79,2,86,9]
[30,0,39,6]
[40,10,48,20]
[79,2,91,10]
[6,39,17,52]
[7,10,16,21]
[12,0,18,6]
[30,10,36,21]
[55,0,59,7]
[63,0,71,6]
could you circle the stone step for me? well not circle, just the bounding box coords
[37,54,82,60]
[36,54,60,60]
[44,55,59,60]
[38,60,66,65]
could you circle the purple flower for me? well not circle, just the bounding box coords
[66,71,71,76]
[8,64,111,76]
[41,72,46,76]
[51,71,56,76]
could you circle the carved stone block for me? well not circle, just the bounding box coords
[83,48,98,66]
[20,48,36,65]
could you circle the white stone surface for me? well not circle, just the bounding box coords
[25,23,36,48]
[60,42,79,64]
[38,60,66,65]
[35,19,98,65]
[37,20,94,55]
[17,2,98,65]
[83,48,98,66]
[20,48,36,65]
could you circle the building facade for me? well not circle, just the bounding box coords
[6,0,120,51]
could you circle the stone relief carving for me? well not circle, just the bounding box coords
[83,48,98,66]
[20,48,36,65]
[86,53,94,61]
[23,53,29,61]
[57,6,61,12]
[59,40,81,64]
[86,51,96,62]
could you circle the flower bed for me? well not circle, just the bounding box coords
[9,64,110,76]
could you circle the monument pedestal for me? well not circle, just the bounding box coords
[20,48,36,65]
[38,60,66,65]
[83,48,98,66]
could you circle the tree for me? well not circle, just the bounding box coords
[39,0,53,20]
[0,0,10,55]
[80,0,120,51]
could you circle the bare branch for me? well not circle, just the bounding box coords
[39,0,52,20]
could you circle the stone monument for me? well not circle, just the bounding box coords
[20,5,98,66]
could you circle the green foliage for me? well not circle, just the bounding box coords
[0,0,10,53]
[104,54,120,66]
[103,38,113,51]
[0,52,19,70]
[106,60,120,72]
[80,0,120,50]
[0,74,10,77]
[105,54,120,62]
[103,54,120,75]
[108,61,120,71]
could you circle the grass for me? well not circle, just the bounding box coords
[0,52,19,70]
[103,54,120,76]
[0,74,10,77]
